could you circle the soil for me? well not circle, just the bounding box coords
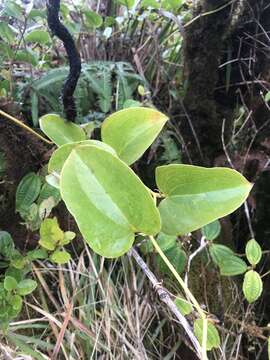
[0,107,50,249]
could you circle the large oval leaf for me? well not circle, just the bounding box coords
[156,165,252,235]
[60,146,160,257]
[39,114,86,146]
[48,140,117,174]
[101,107,168,165]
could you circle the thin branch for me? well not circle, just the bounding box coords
[128,247,201,358]
[185,236,208,286]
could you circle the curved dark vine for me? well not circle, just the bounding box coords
[46,0,81,122]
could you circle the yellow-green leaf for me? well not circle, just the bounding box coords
[245,239,262,266]
[194,319,220,351]
[48,140,117,174]
[50,250,71,264]
[39,218,64,250]
[175,297,193,315]
[25,30,51,44]
[4,276,17,291]
[243,270,263,303]
[39,114,86,146]
[156,165,252,235]
[101,107,168,165]
[17,279,37,296]
[60,145,161,257]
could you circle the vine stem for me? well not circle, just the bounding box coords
[129,247,202,357]
[0,109,52,145]
[149,235,208,360]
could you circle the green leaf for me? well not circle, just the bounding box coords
[123,99,142,108]
[245,239,262,266]
[28,9,46,19]
[16,173,41,213]
[59,231,76,246]
[10,252,27,270]
[83,10,103,28]
[0,231,14,258]
[157,232,177,251]
[15,49,38,66]
[161,0,182,11]
[202,220,221,241]
[243,270,262,303]
[5,267,23,283]
[60,145,161,257]
[175,297,193,315]
[101,107,168,165]
[209,244,234,265]
[194,319,220,351]
[25,30,51,45]
[0,41,14,59]
[38,197,56,220]
[46,174,60,189]
[0,22,16,44]
[39,217,64,250]
[210,244,247,275]
[219,255,248,276]
[117,0,135,9]
[50,250,71,264]
[39,114,86,146]
[27,248,48,261]
[9,294,23,312]
[3,0,23,19]
[4,276,17,291]
[156,165,252,235]
[157,245,186,275]
[17,279,37,296]
[141,0,160,8]
[48,140,117,174]
[265,92,270,103]
[37,183,61,205]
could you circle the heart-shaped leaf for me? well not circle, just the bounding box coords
[39,114,86,146]
[101,107,168,165]
[60,145,160,257]
[202,220,221,241]
[156,165,252,235]
[48,140,117,174]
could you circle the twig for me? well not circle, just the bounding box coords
[185,236,208,286]
[0,109,52,145]
[128,247,201,358]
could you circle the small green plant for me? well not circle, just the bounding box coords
[39,106,252,358]
[15,172,61,230]
[38,217,75,264]
[0,231,38,330]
